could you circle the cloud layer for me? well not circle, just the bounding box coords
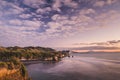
[0,0,120,47]
[73,40,120,46]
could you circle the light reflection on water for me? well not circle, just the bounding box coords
[26,52,120,80]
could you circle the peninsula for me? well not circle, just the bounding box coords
[0,46,69,80]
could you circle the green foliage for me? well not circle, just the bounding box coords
[0,46,69,61]
[7,62,15,70]
[0,62,8,69]
[9,57,21,65]
[20,64,27,77]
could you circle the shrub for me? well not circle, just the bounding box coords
[0,62,8,69]
[7,62,14,70]
[20,64,27,77]
[9,57,21,65]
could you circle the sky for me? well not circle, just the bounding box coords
[0,0,120,51]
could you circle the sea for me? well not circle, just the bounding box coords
[26,52,120,80]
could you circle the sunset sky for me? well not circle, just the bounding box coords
[0,0,120,51]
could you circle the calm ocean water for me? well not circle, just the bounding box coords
[26,52,120,80]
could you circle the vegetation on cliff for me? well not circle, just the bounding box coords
[0,46,69,61]
[0,57,30,80]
